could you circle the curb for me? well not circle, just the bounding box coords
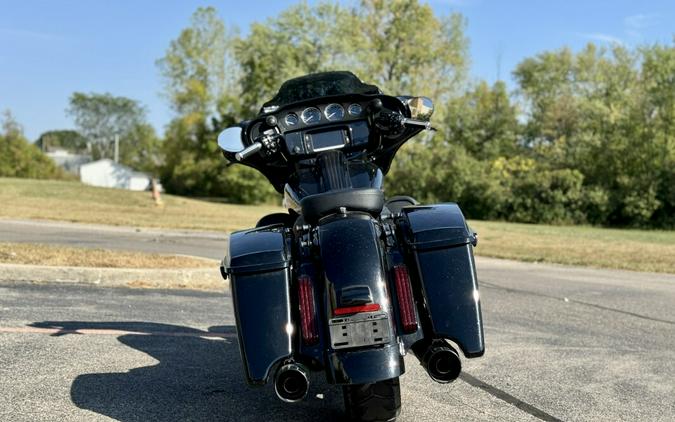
[0,263,229,291]
[0,218,227,240]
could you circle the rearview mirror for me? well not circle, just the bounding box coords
[398,96,434,121]
[217,127,244,153]
[407,97,434,121]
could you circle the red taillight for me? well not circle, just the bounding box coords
[394,264,418,333]
[298,275,319,345]
[333,303,381,316]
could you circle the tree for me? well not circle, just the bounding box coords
[156,2,471,202]
[157,6,233,119]
[444,80,520,160]
[35,130,88,152]
[67,92,160,172]
[513,42,675,227]
[353,0,468,104]
[0,110,68,180]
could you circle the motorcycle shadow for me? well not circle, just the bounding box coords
[29,321,346,422]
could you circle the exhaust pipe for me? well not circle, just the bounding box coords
[413,340,461,383]
[274,363,309,403]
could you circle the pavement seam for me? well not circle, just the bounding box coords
[460,372,564,422]
[480,281,675,325]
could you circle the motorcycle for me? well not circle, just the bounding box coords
[217,71,484,421]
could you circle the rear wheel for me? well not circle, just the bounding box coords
[343,377,401,422]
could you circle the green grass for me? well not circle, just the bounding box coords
[0,242,214,268]
[0,177,279,232]
[1,178,674,273]
[469,221,675,274]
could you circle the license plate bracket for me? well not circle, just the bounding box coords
[328,312,391,350]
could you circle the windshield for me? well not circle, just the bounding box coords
[261,71,381,112]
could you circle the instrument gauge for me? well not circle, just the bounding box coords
[348,103,363,116]
[285,113,299,126]
[301,107,321,124]
[324,103,345,121]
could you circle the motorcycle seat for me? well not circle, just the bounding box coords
[300,188,385,224]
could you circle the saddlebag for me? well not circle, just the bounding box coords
[226,225,292,384]
[398,204,485,358]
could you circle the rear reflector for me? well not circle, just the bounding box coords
[394,265,418,333]
[334,303,381,316]
[298,275,319,345]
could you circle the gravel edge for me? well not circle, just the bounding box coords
[0,263,229,291]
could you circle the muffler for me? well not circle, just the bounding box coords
[412,339,462,383]
[274,363,309,402]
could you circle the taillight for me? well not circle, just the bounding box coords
[394,264,418,333]
[298,275,319,345]
[333,303,381,316]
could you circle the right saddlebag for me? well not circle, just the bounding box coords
[398,203,484,358]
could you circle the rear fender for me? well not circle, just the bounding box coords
[317,213,404,384]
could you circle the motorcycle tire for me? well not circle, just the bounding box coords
[342,377,401,422]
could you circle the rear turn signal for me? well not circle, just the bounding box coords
[298,275,319,345]
[394,264,418,333]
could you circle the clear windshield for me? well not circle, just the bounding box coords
[261,71,381,112]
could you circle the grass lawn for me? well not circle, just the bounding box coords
[1,178,674,273]
[0,178,278,232]
[0,242,215,268]
[468,221,675,274]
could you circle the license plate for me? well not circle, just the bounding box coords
[328,312,391,350]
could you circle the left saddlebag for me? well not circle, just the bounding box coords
[225,225,293,385]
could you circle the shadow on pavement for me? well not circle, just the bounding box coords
[29,321,345,422]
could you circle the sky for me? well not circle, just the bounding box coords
[1,0,673,140]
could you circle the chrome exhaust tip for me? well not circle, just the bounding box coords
[274,363,309,403]
[413,340,462,383]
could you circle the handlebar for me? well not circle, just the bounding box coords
[401,118,432,130]
[235,142,263,161]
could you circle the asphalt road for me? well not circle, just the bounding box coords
[1,219,674,421]
[0,219,227,259]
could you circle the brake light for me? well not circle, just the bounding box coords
[334,303,381,316]
[394,264,418,333]
[298,275,319,345]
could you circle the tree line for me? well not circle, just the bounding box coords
[2,0,673,228]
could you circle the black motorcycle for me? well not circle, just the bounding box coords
[218,71,483,421]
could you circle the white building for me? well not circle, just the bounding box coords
[80,159,152,191]
[45,148,92,175]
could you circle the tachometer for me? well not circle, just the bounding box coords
[348,103,362,116]
[324,103,345,121]
[285,113,299,126]
[301,107,321,124]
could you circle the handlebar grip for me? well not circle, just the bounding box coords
[235,142,263,162]
[401,118,432,130]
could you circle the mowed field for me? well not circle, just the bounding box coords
[2,178,674,273]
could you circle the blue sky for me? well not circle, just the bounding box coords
[1,0,673,140]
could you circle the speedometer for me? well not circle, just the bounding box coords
[324,103,345,121]
[301,107,321,124]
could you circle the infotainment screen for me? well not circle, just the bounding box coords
[309,129,349,152]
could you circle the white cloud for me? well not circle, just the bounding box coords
[577,32,624,45]
[426,0,480,6]
[0,27,65,42]
[624,13,660,39]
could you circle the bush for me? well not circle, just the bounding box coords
[0,114,69,180]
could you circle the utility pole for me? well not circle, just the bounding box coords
[114,134,119,163]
